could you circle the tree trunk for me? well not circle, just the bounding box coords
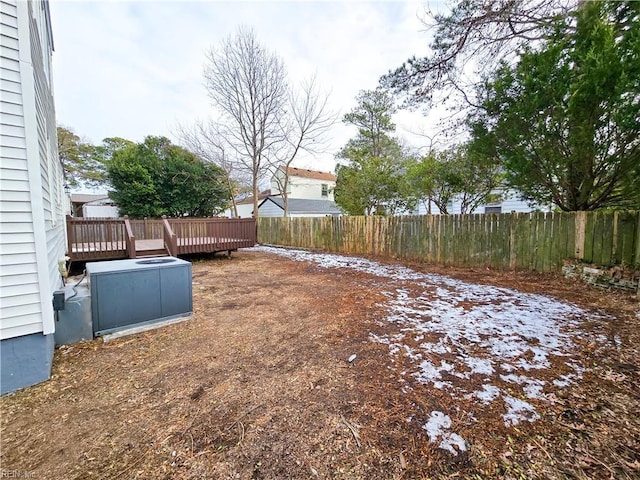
[252,183,259,218]
[282,173,289,217]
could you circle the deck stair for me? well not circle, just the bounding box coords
[134,239,169,258]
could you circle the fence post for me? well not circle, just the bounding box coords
[635,211,640,266]
[574,211,586,260]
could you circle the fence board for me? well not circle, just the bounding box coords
[616,211,636,265]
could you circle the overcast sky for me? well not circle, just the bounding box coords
[50,0,445,181]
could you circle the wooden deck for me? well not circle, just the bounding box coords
[67,216,257,262]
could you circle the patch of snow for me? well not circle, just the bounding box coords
[422,411,467,456]
[500,374,546,399]
[467,384,501,404]
[465,357,494,376]
[258,246,602,429]
[503,395,540,426]
[421,338,453,355]
[402,345,422,361]
[522,381,545,399]
[553,375,573,387]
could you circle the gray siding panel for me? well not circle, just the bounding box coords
[258,199,285,217]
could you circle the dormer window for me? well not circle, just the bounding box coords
[321,184,328,197]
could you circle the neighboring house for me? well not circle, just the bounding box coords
[70,193,106,217]
[271,166,336,201]
[257,197,341,218]
[83,197,119,218]
[71,193,119,218]
[413,188,552,215]
[1,0,66,394]
[224,189,273,219]
[224,168,339,218]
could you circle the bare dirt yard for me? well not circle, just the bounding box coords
[1,247,639,479]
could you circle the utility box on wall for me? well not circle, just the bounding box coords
[86,257,193,336]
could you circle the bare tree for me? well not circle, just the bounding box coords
[204,26,288,217]
[269,76,336,217]
[176,120,251,217]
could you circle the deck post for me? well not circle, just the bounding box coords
[162,216,178,256]
[66,215,74,258]
[123,216,136,259]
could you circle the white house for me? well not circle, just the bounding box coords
[271,166,336,201]
[224,167,339,218]
[413,188,552,215]
[70,193,119,218]
[225,189,273,219]
[71,193,120,218]
[1,0,66,394]
[83,197,119,218]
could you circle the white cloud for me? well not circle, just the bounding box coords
[50,0,445,175]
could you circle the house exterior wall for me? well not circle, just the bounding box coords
[256,199,284,217]
[414,189,551,215]
[222,202,254,218]
[82,204,119,218]
[1,0,63,394]
[270,170,335,201]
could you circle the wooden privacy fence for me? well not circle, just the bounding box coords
[258,211,640,272]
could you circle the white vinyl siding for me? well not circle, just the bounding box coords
[0,0,65,340]
[414,189,552,215]
[270,170,336,202]
[288,177,335,201]
[271,176,336,201]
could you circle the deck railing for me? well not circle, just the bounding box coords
[66,216,257,261]
[170,217,257,254]
[66,215,128,260]
[129,218,165,240]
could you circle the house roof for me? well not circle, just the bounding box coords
[84,198,116,206]
[282,167,336,182]
[259,197,341,215]
[70,194,108,204]
[236,189,274,205]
